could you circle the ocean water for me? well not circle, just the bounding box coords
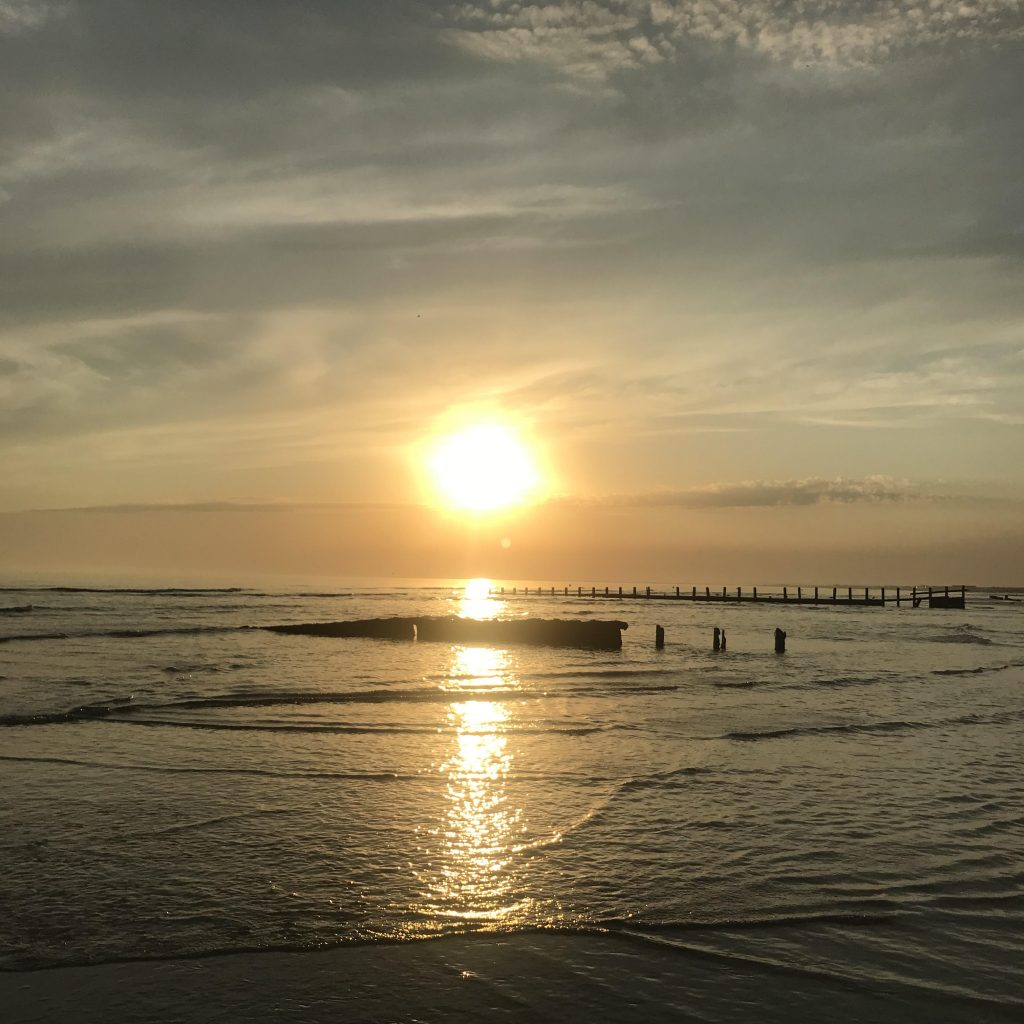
[1,579,1022,1021]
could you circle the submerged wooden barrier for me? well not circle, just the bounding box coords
[265,617,629,650]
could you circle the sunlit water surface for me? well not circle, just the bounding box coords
[1,580,1022,1019]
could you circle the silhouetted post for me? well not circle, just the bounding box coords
[618,586,622,597]
[881,587,885,605]
[605,586,609,596]
[591,586,596,597]
[737,587,742,600]
[656,625,665,649]
[928,586,933,604]
[676,586,680,598]
[797,586,802,602]
[783,586,788,601]
[713,627,721,651]
[896,587,901,607]
[814,586,819,603]
[692,586,696,599]
[832,586,837,602]
[864,588,869,602]
[847,587,852,602]
[774,628,786,654]
[945,586,949,601]
[646,586,651,598]
[632,586,637,597]
[753,586,758,600]
[705,586,710,600]
[720,629,727,651]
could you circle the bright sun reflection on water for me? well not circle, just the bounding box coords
[458,577,504,621]
[420,645,530,922]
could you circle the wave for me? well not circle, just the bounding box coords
[0,586,248,594]
[0,605,34,614]
[0,753,422,781]
[932,660,1024,677]
[0,682,669,729]
[926,630,993,645]
[0,625,249,644]
[813,675,885,688]
[722,708,1024,743]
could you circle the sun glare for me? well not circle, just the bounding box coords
[428,423,541,513]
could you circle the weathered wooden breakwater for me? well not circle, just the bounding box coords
[265,617,629,649]
[490,584,967,609]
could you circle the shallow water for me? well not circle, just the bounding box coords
[1,580,1022,1018]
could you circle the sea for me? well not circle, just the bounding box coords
[1,577,1022,1022]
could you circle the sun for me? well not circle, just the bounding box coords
[427,423,542,512]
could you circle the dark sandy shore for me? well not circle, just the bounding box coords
[1,932,1001,1024]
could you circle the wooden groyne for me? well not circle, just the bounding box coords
[490,584,967,610]
[265,617,629,649]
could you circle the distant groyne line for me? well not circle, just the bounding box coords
[491,584,967,609]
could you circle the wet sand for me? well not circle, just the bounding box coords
[1,932,1008,1024]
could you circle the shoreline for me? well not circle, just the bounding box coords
[2,931,1013,1024]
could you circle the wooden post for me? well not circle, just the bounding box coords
[591,586,596,598]
[692,586,697,599]
[753,586,758,600]
[783,586,788,601]
[618,586,622,597]
[655,625,665,649]
[945,585,949,601]
[722,586,727,600]
[605,586,609,596]
[797,586,802,602]
[774,628,786,654]
[737,587,742,600]
[632,586,637,597]
[896,587,901,607]
[646,586,651,598]
[847,587,852,602]
[705,586,710,600]
[881,587,885,605]
[865,588,869,603]
[577,586,582,597]
[832,586,837,602]
[814,586,819,603]
[676,586,680,598]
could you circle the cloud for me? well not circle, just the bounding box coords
[586,476,962,508]
[447,1,1024,78]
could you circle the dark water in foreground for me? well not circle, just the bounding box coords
[1,580,1022,1020]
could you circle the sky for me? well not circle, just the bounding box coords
[1,0,1022,583]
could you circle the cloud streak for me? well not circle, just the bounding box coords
[585,476,976,509]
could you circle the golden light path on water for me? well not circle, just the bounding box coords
[416,582,535,925]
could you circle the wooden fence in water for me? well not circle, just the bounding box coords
[489,583,967,609]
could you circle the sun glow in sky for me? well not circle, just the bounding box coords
[427,424,543,513]
[1,2,1023,582]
